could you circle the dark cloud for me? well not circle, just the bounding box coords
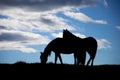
[40,18,55,25]
[0,0,97,11]
[0,26,7,29]
[0,31,32,41]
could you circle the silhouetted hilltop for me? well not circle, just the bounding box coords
[0,62,120,78]
[1,62,120,72]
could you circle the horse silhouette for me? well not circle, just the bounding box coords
[40,37,85,65]
[63,29,98,66]
[40,29,98,66]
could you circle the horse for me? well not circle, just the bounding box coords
[40,37,86,65]
[40,29,98,66]
[63,29,98,66]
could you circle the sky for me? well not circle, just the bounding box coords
[0,0,120,65]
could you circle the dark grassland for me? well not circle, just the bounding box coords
[0,62,120,79]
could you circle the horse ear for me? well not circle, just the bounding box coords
[40,52,43,54]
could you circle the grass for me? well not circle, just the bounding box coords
[1,61,120,72]
[0,62,120,78]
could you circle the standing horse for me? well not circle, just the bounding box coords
[40,37,86,65]
[63,29,98,66]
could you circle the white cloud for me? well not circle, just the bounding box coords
[0,0,109,53]
[116,26,120,30]
[0,9,75,32]
[0,42,36,53]
[0,18,35,31]
[0,29,50,53]
[37,14,75,32]
[52,32,63,38]
[0,29,50,44]
[64,11,107,24]
[103,0,108,7]
[95,20,107,24]
[97,39,111,49]
[73,33,86,38]
[0,8,75,53]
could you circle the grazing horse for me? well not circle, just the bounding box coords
[40,37,86,65]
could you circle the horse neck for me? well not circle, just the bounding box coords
[43,44,52,56]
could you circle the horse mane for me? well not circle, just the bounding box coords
[63,29,79,39]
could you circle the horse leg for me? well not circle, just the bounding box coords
[81,51,86,66]
[91,55,95,66]
[75,50,86,65]
[74,53,77,65]
[91,59,94,66]
[87,57,92,66]
[87,53,96,66]
[87,58,94,66]
[58,54,63,64]
[55,54,58,64]
[90,52,96,66]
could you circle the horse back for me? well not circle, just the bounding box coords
[83,37,97,53]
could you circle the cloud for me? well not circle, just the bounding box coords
[0,0,109,53]
[73,33,86,38]
[116,26,120,30]
[52,32,63,38]
[38,14,75,32]
[64,11,107,24]
[0,26,6,29]
[0,2,77,53]
[103,0,108,7]
[0,0,101,32]
[0,9,75,32]
[0,42,36,53]
[97,39,111,49]
[0,29,50,44]
[0,0,97,11]
[0,29,50,53]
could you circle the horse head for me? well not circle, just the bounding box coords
[40,52,47,64]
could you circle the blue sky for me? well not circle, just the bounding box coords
[0,0,120,65]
